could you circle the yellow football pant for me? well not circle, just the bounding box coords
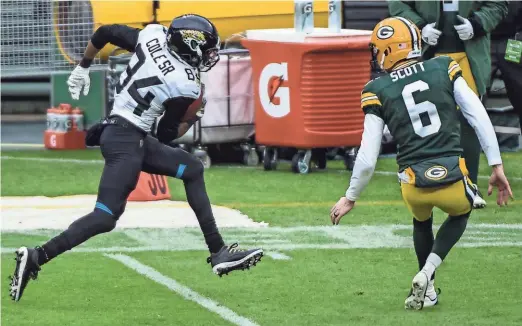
[436,52,478,95]
[401,178,475,221]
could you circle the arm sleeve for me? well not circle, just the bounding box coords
[470,1,508,33]
[156,97,195,144]
[91,24,141,52]
[388,1,428,29]
[453,76,502,166]
[345,114,384,201]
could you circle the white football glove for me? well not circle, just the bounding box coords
[421,23,442,46]
[67,65,90,100]
[454,15,474,41]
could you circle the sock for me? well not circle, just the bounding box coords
[38,230,73,265]
[184,177,225,253]
[36,246,50,266]
[413,216,435,280]
[421,253,442,280]
[432,212,470,260]
[37,209,117,265]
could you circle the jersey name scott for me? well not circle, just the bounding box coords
[146,38,175,76]
[390,62,425,82]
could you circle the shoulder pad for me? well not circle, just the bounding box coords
[362,77,381,94]
[142,24,166,34]
[138,24,167,41]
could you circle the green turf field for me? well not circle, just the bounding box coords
[2,150,522,326]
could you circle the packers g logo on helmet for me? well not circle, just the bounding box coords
[424,166,448,181]
[370,17,422,71]
[376,26,394,40]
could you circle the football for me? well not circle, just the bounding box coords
[182,87,205,122]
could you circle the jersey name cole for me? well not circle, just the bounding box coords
[111,24,201,132]
[145,37,175,76]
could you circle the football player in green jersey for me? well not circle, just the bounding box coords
[330,17,513,310]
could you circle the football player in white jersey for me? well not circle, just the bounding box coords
[10,14,263,302]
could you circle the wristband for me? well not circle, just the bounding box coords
[79,57,93,68]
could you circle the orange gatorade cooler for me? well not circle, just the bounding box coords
[44,103,86,150]
[242,28,372,173]
[242,28,371,148]
[71,107,85,131]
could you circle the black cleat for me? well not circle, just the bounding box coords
[207,243,263,277]
[9,247,41,302]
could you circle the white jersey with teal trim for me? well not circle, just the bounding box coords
[111,24,201,132]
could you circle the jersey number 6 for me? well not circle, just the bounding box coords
[402,80,441,138]
[115,43,163,117]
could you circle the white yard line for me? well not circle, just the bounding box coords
[105,254,259,326]
[3,241,521,254]
[1,156,104,164]
[2,155,521,181]
[3,224,522,255]
[265,252,291,260]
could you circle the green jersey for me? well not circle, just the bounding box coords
[361,56,464,171]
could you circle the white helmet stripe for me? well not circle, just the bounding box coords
[395,16,419,52]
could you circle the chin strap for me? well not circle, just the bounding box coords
[369,44,385,74]
[379,53,386,70]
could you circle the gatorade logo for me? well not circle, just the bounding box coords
[65,118,72,131]
[425,166,448,180]
[50,134,57,147]
[302,2,313,14]
[259,62,290,118]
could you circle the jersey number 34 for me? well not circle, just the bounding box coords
[402,80,441,138]
[115,43,162,117]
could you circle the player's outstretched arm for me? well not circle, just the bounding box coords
[453,76,514,206]
[488,165,514,206]
[453,76,501,165]
[67,24,141,100]
[331,114,384,225]
[81,24,141,67]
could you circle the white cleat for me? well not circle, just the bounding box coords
[473,186,487,209]
[404,271,429,310]
[473,195,487,209]
[423,280,439,308]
